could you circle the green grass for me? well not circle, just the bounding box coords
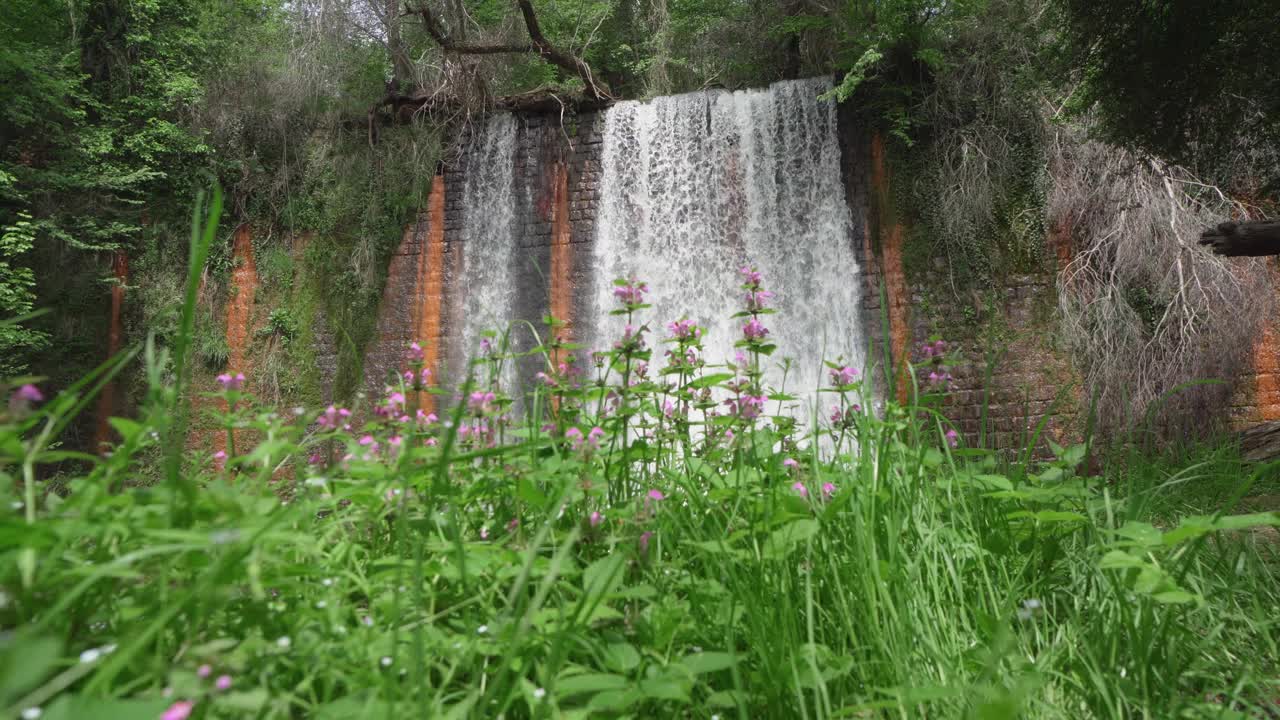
[0,197,1278,719]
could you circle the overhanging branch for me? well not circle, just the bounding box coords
[410,0,613,101]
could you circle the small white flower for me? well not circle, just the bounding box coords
[10,501,23,511]
[380,656,393,667]
[276,636,292,649]
[533,687,546,700]
[362,616,374,627]
[102,643,117,654]
[334,625,347,636]
[79,648,101,664]
[1022,598,1042,610]
[21,707,41,719]
[162,687,174,698]
[210,530,241,545]
[315,600,327,609]
[322,578,333,587]
[452,642,462,649]
[293,406,306,416]
[304,477,327,488]
[711,715,720,720]
[477,625,488,635]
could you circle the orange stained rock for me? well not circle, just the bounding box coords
[94,250,128,453]
[549,161,573,366]
[414,175,446,414]
[223,224,258,452]
[870,132,911,404]
[1256,262,1280,422]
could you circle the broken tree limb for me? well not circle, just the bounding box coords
[410,0,613,101]
[1240,420,1280,463]
[1198,220,1280,257]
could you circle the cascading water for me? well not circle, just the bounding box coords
[592,77,866,422]
[453,113,520,387]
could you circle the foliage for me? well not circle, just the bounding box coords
[0,212,49,375]
[1052,0,1280,189]
[2,258,1279,718]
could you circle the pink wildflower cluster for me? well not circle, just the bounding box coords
[8,383,42,416]
[216,372,245,391]
[745,288,774,312]
[565,425,605,453]
[666,318,700,340]
[829,366,859,387]
[918,339,954,390]
[468,390,496,415]
[742,318,769,341]
[317,405,352,431]
[725,393,766,420]
[612,277,649,306]
[613,324,647,352]
[830,403,861,429]
[402,367,432,389]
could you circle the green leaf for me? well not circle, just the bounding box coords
[0,634,60,706]
[762,519,821,561]
[679,651,737,675]
[555,673,630,699]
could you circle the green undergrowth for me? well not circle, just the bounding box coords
[1,198,1279,720]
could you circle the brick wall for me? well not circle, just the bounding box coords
[345,98,1277,448]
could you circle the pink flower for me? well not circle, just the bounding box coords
[587,426,605,449]
[792,482,808,498]
[308,453,323,465]
[739,266,763,287]
[742,318,769,340]
[745,289,774,311]
[196,664,212,679]
[507,518,520,532]
[479,338,493,355]
[387,391,406,409]
[822,482,836,499]
[945,429,960,448]
[589,511,603,528]
[317,406,351,431]
[216,372,245,391]
[662,399,675,417]
[420,368,432,385]
[403,370,415,385]
[639,530,653,553]
[480,526,489,540]
[723,429,735,444]
[468,391,496,414]
[666,318,699,339]
[829,366,859,386]
[14,384,42,403]
[407,342,424,362]
[416,409,437,426]
[612,277,649,305]
[214,675,232,691]
[388,436,403,451]
[565,427,584,449]
[647,489,665,502]
[212,450,227,470]
[161,701,195,720]
[783,457,798,469]
[830,406,844,425]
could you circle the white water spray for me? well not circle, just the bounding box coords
[591,78,866,420]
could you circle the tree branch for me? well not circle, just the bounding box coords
[410,0,612,100]
[1198,220,1280,257]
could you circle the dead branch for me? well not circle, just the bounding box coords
[1199,220,1280,257]
[411,0,612,100]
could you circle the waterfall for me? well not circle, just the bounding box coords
[592,78,866,420]
[453,113,520,386]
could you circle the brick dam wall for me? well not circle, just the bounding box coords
[337,101,1278,450]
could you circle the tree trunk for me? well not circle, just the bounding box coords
[1240,420,1280,463]
[1198,220,1280,257]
